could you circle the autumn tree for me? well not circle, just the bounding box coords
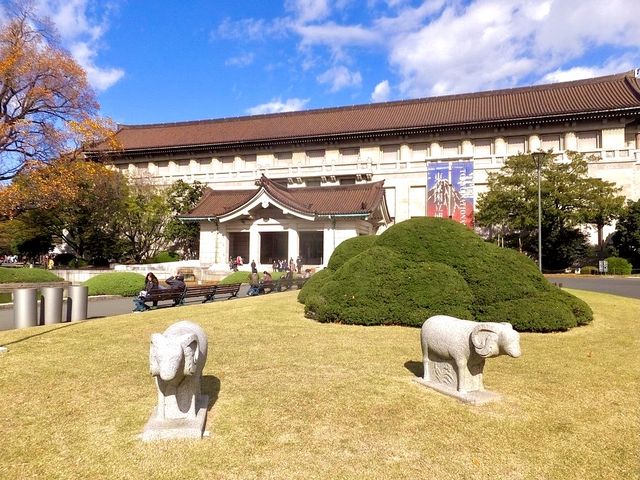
[0,158,128,262]
[476,151,623,270]
[0,1,118,181]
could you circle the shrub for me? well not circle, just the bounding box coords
[580,266,599,275]
[313,246,474,326]
[297,268,333,303]
[0,267,62,283]
[299,217,593,332]
[83,272,146,296]
[605,256,632,275]
[150,251,180,263]
[327,235,377,270]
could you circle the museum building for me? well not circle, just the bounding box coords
[89,70,640,270]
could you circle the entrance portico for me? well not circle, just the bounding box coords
[181,175,390,271]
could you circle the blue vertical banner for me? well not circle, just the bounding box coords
[426,161,474,227]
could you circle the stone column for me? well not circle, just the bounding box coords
[528,134,541,152]
[564,132,577,151]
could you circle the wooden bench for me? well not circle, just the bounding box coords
[140,288,186,309]
[209,283,241,300]
[181,284,218,303]
[278,276,308,291]
[260,280,278,293]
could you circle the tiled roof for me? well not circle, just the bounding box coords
[182,176,386,218]
[95,71,640,153]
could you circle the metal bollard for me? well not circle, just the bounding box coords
[13,288,38,329]
[67,285,88,322]
[41,287,64,325]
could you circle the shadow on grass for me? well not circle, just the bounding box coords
[404,360,423,378]
[202,375,221,410]
[1,322,82,347]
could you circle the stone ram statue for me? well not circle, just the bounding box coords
[149,320,208,421]
[420,315,521,397]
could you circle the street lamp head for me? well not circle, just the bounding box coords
[531,151,545,166]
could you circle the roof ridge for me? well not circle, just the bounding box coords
[116,70,637,130]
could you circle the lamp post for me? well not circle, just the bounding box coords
[531,151,545,272]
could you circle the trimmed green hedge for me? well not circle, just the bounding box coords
[299,218,593,332]
[605,256,632,275]
[83,272,146,296]
[0,267,63,283]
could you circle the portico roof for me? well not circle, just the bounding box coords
[180,175,390,223]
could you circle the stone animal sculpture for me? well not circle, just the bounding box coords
[420,315,521,393]
[149,320,208,420]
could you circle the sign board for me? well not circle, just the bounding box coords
[426,160,474,227]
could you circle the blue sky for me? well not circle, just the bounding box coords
[12,0,640,125]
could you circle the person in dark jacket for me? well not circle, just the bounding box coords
[133,272,162,312]
[166,274,186,291]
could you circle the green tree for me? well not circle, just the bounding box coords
[476,151,622,271]
[579,178,624,258]
[612,199,640,268]
[164,180,206,259]
[115,179,171,263]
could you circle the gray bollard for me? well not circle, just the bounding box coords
[14,288,38,329]
[41,287,64,325]
[67,285,88,322]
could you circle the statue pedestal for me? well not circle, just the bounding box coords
[413,378,501,405]
[140,394,209,441]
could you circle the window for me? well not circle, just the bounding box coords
[219,156,234,172]
[242,154,257,170]
[441,141,460,157]
[381,145,399,163]
[340,148,359,163]
[576,131,599,150]
[506,137,526,155]
[275,152,292,167]
[540,134,561,152]
[411,143,429,161]
[474,139,492,156]
[306,150,325,166]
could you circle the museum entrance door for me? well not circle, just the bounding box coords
[229,232,249,265]
[299,231,323,265]
[260,232,288,265]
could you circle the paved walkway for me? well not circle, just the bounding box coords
[0,285,253,332]
[545,275,640,299]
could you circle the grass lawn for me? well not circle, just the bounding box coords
[0,290,638,479]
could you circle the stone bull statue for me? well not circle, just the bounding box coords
[420,315,521,397]
[149,320,208,420]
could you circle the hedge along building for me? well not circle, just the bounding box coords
[88,70,640,270]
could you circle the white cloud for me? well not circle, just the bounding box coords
[215,17,290,41]
[385,0,640,97]
[285,0,331,23]
[371,80,391,102]
[541,58,636,84]
[35,0,124,92]
[246,98,310,115]
[317,65,362,92]
[295,22,380,48]
[225,52,256,67]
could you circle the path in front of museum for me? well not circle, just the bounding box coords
[1,277,637,333]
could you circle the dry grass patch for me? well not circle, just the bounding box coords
[0,290,638,479]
